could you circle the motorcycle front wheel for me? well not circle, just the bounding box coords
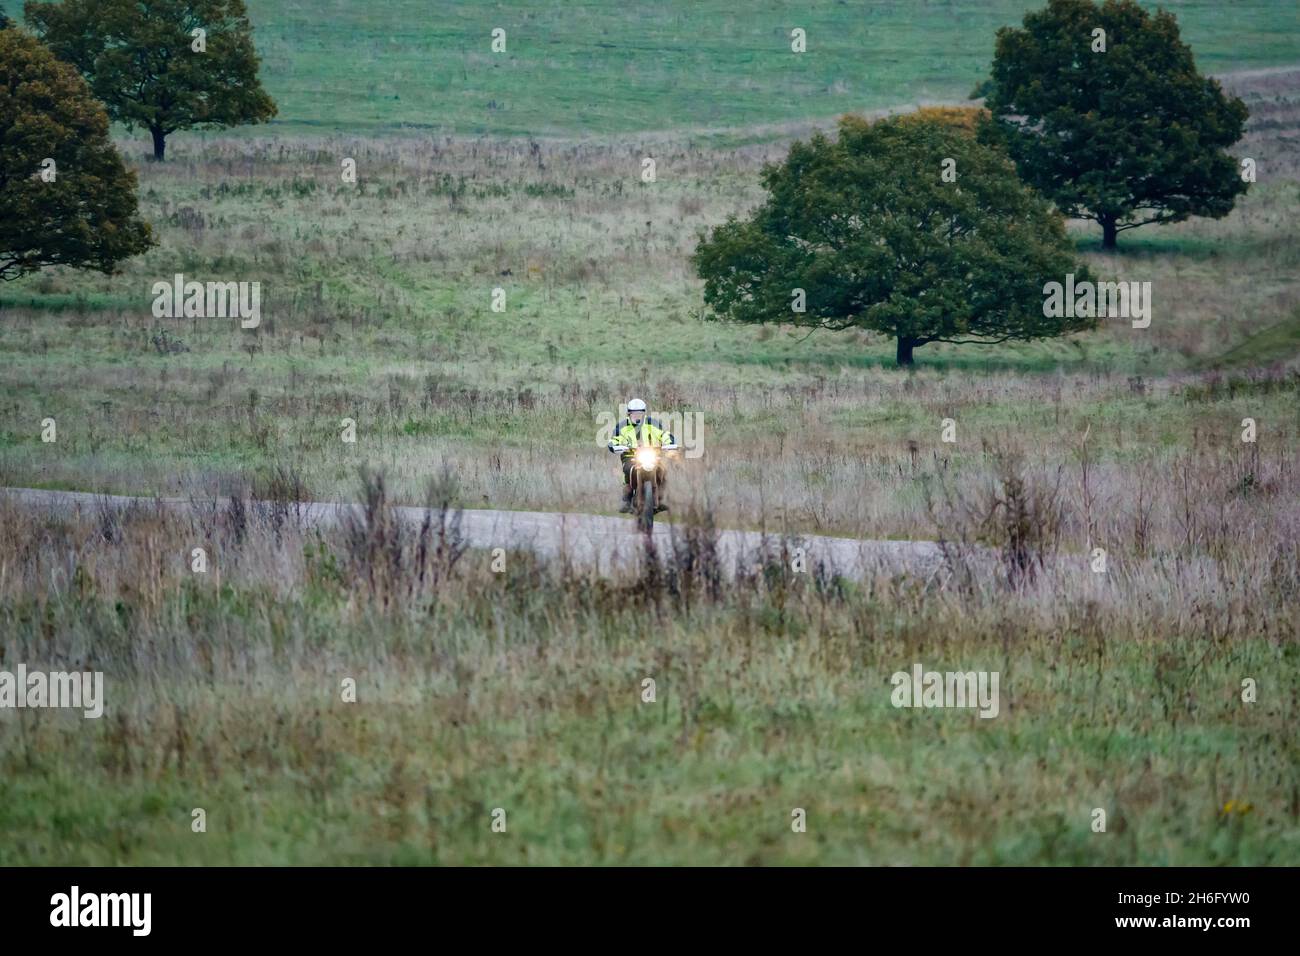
[638,474,655,532]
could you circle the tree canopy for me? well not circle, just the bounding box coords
[692,112,1094,366]
[980,0,1249,250]
[1,26,152,281]
[26,0,276,160]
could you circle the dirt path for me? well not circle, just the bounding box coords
[2,486,945,579]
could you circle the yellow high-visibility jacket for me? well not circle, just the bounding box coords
[608,417,676,462]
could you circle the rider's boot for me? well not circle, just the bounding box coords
[619,484,634,514]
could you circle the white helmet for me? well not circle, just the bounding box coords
[627,398,647,413]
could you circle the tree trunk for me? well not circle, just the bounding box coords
[896,336,916,367]
[1101,215,1118,251]
[151,127,166,161]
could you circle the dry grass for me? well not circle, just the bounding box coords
[1,67,1298,866]
[0,460,1295,864]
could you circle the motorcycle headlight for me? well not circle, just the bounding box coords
[635,448,658,469]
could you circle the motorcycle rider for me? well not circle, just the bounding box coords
[608,398,676,514]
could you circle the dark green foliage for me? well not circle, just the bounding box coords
[26,0,276,159]
[693,113,1094,366]
[0,27,152,280]
[981,0,1249,249]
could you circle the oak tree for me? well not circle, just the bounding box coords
[980,0,1248,250]
[26,0,276,160]
[693,112,1093,366]
[1,27,152,281]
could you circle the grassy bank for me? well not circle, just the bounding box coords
[1,479,1296,865]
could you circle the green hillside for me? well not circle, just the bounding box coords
[7,0,1296,135]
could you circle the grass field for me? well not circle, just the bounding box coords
[0,2,1298,865]
[1,485,1296,865]
[150,0,1300,135]
[1,68,1297,528]
[6,0,1300,136]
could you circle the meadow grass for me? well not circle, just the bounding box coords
[69,0,1300,136]
[0,11,1297,865]
[0,477,1295,865]
[1,67,1297,530]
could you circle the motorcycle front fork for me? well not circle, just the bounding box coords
[631,466,664,501]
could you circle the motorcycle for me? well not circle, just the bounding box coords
[609,442,679,531]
